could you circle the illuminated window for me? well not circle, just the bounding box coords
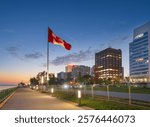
[106,55,112,57]
[136,58,144,62]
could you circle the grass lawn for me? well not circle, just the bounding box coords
[86,86,150,94]
[52,91,149,110]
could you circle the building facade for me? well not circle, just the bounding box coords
[129,22,150,84]
[95,47,123,80]
[57,71,73,81]
[57,72,66,80]
[72,65,90,79]
[65,64,75,72]
[91,65,95,77]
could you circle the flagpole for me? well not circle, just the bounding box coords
[47,27,49,87]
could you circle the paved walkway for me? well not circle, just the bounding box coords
[1,88,86,110]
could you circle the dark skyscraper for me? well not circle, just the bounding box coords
[95,47,124,81]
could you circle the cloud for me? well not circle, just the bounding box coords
[6,46,43,60]
[50,47,94,66]
[24,52,43,59]
[6,46,24,60]
[6,46,20,57]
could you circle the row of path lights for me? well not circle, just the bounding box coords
[52,84,131,105]
[49,86,82,106]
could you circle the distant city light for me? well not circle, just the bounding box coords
[79,85,83,88]
[36,85,39,90]
[47,75,49,81]
[63,84,68,89]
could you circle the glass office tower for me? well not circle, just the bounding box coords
[129,22,150,84]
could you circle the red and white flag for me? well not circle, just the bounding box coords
[48,27,71,50]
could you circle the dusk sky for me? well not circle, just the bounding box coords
[0,0,150,84]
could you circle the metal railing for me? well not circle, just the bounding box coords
[32,84,150,108]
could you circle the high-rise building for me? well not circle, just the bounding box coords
[91,65,95,77]
[57,72,66,80]
[66,72,72,81]
[129,22,150,84]
[65,64,76,72]
[95,47,123,80]
[72,65,90,79]
[57,71,72,81]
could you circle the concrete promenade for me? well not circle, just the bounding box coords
[1,88,86,110]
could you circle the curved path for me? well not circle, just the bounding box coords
[2,88,86,110]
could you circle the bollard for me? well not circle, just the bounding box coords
[51,88,54,97]
[78,90,81,106]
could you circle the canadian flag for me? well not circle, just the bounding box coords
[48,27,71,50]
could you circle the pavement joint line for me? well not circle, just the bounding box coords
[0,91,16,109]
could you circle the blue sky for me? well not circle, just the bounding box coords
[0,0,150,84]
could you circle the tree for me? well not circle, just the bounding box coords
[49,77,58,85]
[114,78,120,85]
[103,78,112,85]
[98,78,104,85]
[82,74,91,85]
[30,77,39,86]
[90,77,94,84]
[77,73,84,84]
